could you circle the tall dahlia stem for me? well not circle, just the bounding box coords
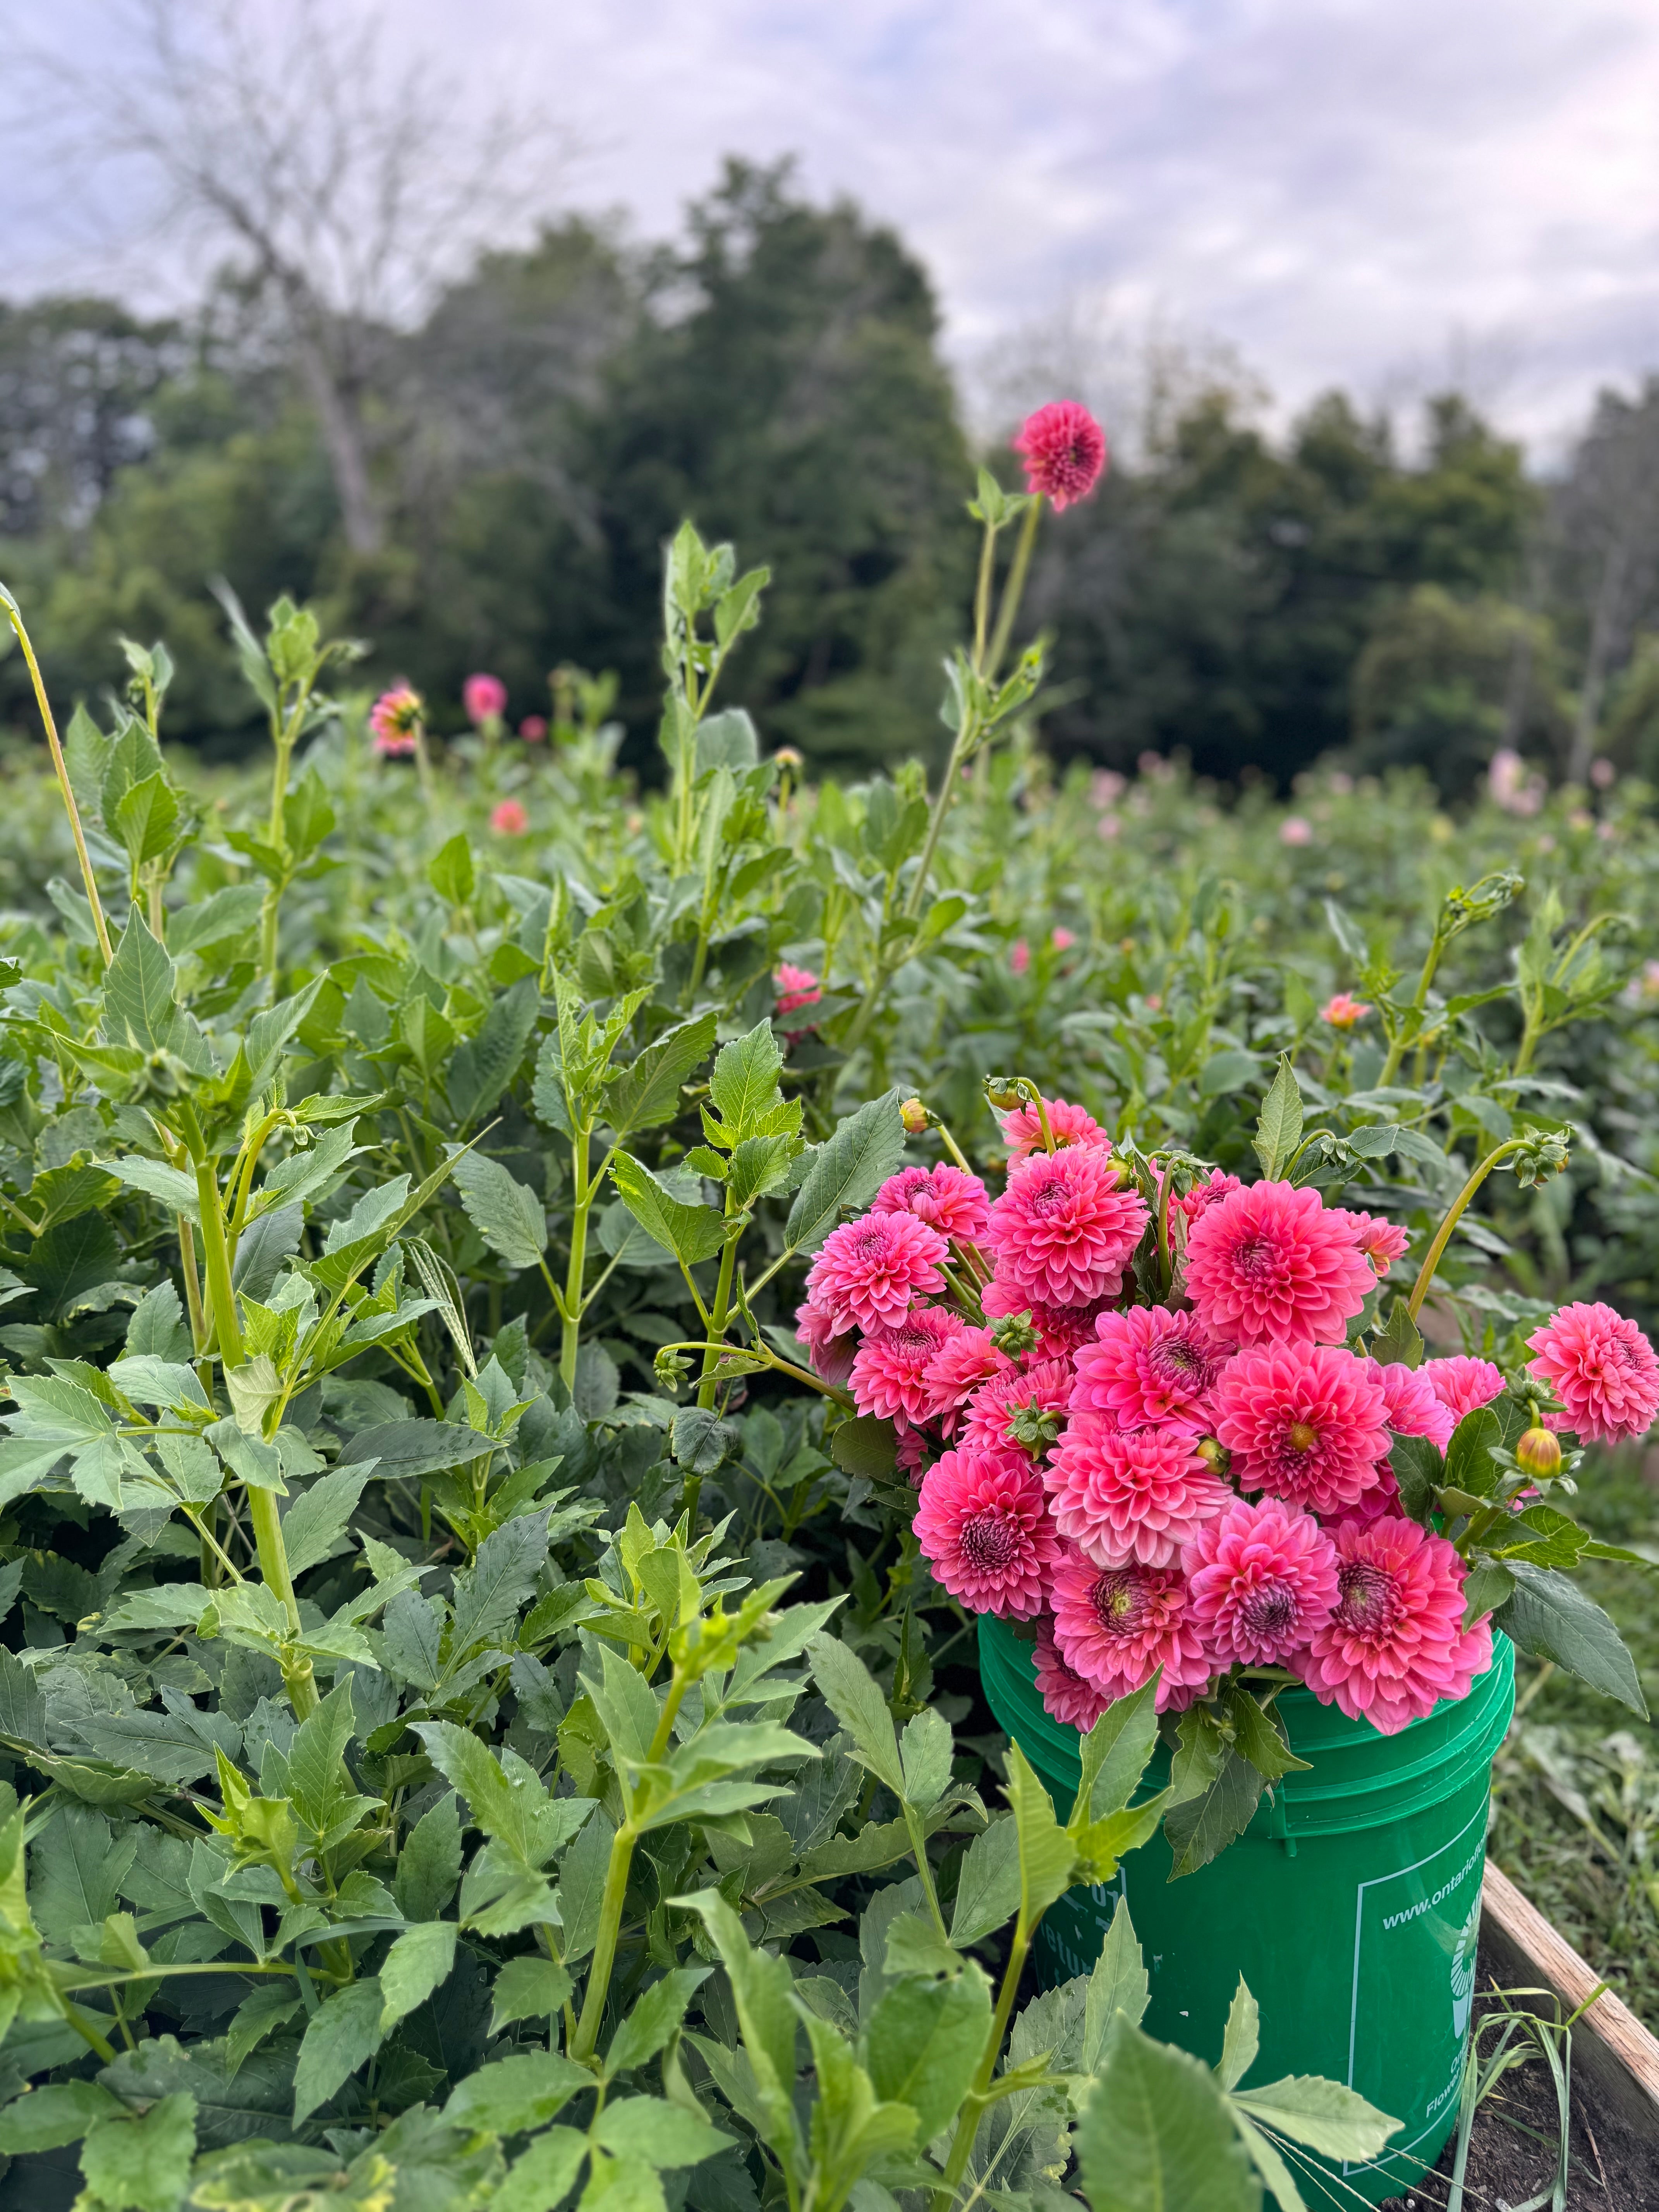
[1405,1139,1522,1323]
[1,586,113,965]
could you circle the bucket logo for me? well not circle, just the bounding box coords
[1449,1889,1480,2040]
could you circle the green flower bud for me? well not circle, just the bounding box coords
[1516,1426,1563,1479]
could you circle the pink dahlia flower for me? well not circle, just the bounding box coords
[914,1447,1060,1618]
[1033,1620,1110,1730]
[1527,1301,1659,1444]
[464,672,508,725]
[1071,1306,1224,1434]
[1280,817,1314,847]
[1012,400,1108,511]
[795,1296,857,1388]
[1335,1209,1410,1276]
[775,963,822,1019]
[1374,1361,1455,1450]
[1333,1462,1403,1528]
[1051,927,1077,952]
[1000,1095,1108,1160]
[984,1147,1149,1309]
[850,1306,965,1426]
[922,1326,1014,1434]
[1297,1516,1491,1735]
[1183,1180,1376,1348]
[962,1357,1075,1458]
[1214,1342,1391,1514]
[805,1212,948,1335]
[369,685,422,757]
[895,1425,931,1483]
[872,1163,990,1242]
[1421,1356,1506,1424]
[490,799,529,835]
[519,715,548,742]
[1046,1419,1230,1568]
[1048,1552,1212,1709]
[1321,994,1372,1030]
[1177,1170,1242,1227]
[1182,1498,1339,1666]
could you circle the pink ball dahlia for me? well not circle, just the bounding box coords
[1012,400,1108,511]
[1373,1361,1455,1450]
[1527,1301,1659,1444]
[872,1162,990,1242]
[775,963,822,1019]
[1420,1356,1506,1424]
[1182,1498,1339,1666]
[999,1095,1108,1159]
[962,1356,1075,1458]
[984,1146,1149,1309]
[922,1326,1014,1434]
[1214,1342,1391,1515]
[913,1447,1060,1618]
[1033,1620,1111,1730]
[850,1306,965,1426]
[1321,994,1371,1030]
[795,1296,857,1388]
[1070,1306,1224,1434]
[1048,1552,1212,1709]
[1297,1516,1491,1735]
[1184,1180,1376,1347]
[1046,1419,1231,1567]
[464,672,508,725]
[805,1212,948,1335]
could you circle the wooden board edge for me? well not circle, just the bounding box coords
[1482,1857,1659,2142]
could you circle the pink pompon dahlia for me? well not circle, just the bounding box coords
[1373,1361,1455,1450]
[1527,1301,1659,1445]
[962,1356,1075,1458]
[369,685,422,757]
[980,1278,1109,1359]
[1000,1095,1109,1160]
[984,1146,1149,1309]
[1335,1209,1410,1276]
[872,1162,990,1242]
[1297,1516,1491,1735]
[1048,1552,1212,1708]
[922,1326,1014,1434]
[1033,1620,1111,1730]
[1182,1498,1339,1666]
[1420,1356,1506,1424]
[490,798,529,835]
[913,1447,1060,1618]
[850,1306,965,1426]
[775,963,822,1019]
[795,1295,857,1389]
[804,1212,948,1335]
[464,672,508,725]
[1012,401,1108,511]
[1183,1180,1376,1347]
[1070,1306,1225,1434]
[1046,1419,1230,1568]
[1215,1342,1391,1514]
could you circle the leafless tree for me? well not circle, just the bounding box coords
[11,0,570,554]
[1549,376,1659,780]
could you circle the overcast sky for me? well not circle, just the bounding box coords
[6,0,1659,455]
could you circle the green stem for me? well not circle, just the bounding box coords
[1405,1139,1522,1322]
[983,497,1042,684]
[696,1232,740,1411]
[560,1126,592,1393]
[0,585,113,964]
[247,1487,319,1719]
[1378,923,1449,1087]
[933,1919,1034,2210]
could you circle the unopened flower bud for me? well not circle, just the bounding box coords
[1195,1436,1231,1476]
[1515,1426,1563,1479]
[773,746,804,770]
[984,1076,1024,1111]
[900,1097,930,1135]
[989,1310,1040,1358]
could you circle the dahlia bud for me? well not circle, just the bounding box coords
[1006,1401,1063,1457]
[1515,1426,1563,1479]
[984,1076,1025,1111]
[900,1097,930,1135]
[989,1310,1041,1359]
[1195,1436,1231,1477]
[773,746,804,770]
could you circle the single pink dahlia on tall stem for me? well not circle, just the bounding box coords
[464,672,508,725]
[1420,1356,1506,1425]
[984,1145,1149,1309]
[1214,1342,1391,1514]
[1297,1516,1491,1735]
[850,1306,966,1426]
[872,1163,990,1242]
[1070,1306,1225,1434]
[1045,1419,1230,1567]
[1183,1180,1376,1347]
[1012,401,1108,510]
[1048,1551,1212,1708]
[913,1446,1061,1618]
[1527,1301,1659,1444]
[804,1212,948,1335]
[1182,1497,1338,1665]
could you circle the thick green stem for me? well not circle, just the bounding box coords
[560,1127,592,1393]
[1,586,113,965]
[983,497,1042,685]
[247,1487,319,1719]
[570,1819,637,2063]
[1378,926,1449,1087]
[696,1234,740,1411]
[1406,1140,1521,1322]
[933,1921,1033,2210]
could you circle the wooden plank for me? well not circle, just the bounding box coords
[1481,1857,1659,2141]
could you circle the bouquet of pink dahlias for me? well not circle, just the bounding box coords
[796,1079,1659,1787]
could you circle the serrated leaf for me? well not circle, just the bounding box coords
[805,1633,903,1796]
[491,1954,575,2035]
[1229,2075,1398,2160]
[610,1152,730,1266]
[1215,1978,1259,2091]
[784,1091,906,1255]
[1083,1896,1150,2069]
[1494,1561,1648,1717]
[79,2090,198,2212]
[449,1149,548,1269]
[608,1014,718,1136]
[292,1976,388,2121]
[1252,1056,1303,1182]
[1079,2016,1259,2212]
[379,1919,457,2030]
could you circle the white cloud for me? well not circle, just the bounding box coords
[6,0,1659,450]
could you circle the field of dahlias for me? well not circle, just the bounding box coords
[0,441,1656,2212]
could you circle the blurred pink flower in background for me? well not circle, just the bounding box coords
[1488,749,1545,815]
[1279,816,1313,847]
[774,963,821,1018]
[1012,400,1108,509]
[489,799,528,835]
[369,686,422,757]
[1010,939,1031,974]
[1091,770,1126,807]
[1051,927,1076,951]
[519,716,548,742]
[464,673,508,725]
[1321,993,1370,1029]
[1589,757,1616,788]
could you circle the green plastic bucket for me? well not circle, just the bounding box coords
[979,1616,1515,2208]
